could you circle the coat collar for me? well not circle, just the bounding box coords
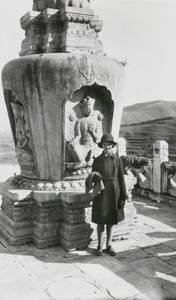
[100,151,117,159]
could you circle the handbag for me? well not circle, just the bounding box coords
[117,207,125,223]
[92,194,102,224]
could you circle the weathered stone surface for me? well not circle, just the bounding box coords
[115,247,153,263]
[0,267,50,300]
[0,180,136,250]
[0,182,93,249]
[118,269,159,295]
[20,7,103,56]
[74,263,142,299]
[2,53,124,181]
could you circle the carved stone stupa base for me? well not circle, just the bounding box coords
[0,175,137,250]
[0,181,93,249]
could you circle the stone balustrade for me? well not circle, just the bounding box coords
[119,139,176,206]
[161,161,176,195]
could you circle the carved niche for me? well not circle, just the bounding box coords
[64,83,114,177]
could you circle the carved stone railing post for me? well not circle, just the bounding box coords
[153,140,168,193]
[117,138,137,201]
[117,137,126,157]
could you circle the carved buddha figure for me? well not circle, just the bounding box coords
[67,96,103,169]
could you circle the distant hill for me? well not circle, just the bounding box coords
[119,100,176,161]
[121,100,176,125]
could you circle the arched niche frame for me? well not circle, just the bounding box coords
[64,83,114,164]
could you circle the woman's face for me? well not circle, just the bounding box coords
[102,142,113,155]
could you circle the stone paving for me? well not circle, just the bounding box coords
[0,195,176,300]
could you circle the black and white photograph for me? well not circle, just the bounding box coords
[0,1,176,299]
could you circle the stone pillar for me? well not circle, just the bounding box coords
[117,137,126,157]
[153,140,168,193]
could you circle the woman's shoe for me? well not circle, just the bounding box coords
[95,245,103,256]
[106,245,116,256]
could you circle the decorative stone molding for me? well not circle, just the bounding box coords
[60,11,94,23]
[0,181,93,249]
[20,7,104,55]
[63,207,85,223]
[90,18,103,33]
[20,11,44,56]
[11,175,85,191]
[35,206,63,222]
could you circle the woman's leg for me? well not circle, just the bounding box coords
[106,224,116,256]
[106,224,114,247]
[97,224,104,250]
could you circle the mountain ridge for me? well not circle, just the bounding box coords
[121,100,176,125]
[120,100,176,161]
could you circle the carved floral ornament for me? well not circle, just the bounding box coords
[11,175,86,191]
[21,13,102,35]
[62,13,93,23]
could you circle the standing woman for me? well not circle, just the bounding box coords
[92,133,127,256]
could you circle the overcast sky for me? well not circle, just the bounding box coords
[1,0,176,132]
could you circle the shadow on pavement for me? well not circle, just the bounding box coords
[0,195,176,300]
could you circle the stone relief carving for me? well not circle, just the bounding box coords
[11,174,85,190]
[33,0,91,11]
[63,207,85,223]
[9,99,37,179]
[10,102,34,163]
[67,96,103,171]
[2,197,14,218]
[35,206,63,222]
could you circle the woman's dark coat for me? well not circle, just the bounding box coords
[92,152,127,224]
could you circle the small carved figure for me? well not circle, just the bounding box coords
[10,102,34,163]
[10,103,26,145]
[67,96,103,170]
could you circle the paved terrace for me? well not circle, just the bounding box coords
[0,195,176,300]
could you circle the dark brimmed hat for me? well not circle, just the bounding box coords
[98,133,117,148]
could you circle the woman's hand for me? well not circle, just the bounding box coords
[93,173,103,183]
